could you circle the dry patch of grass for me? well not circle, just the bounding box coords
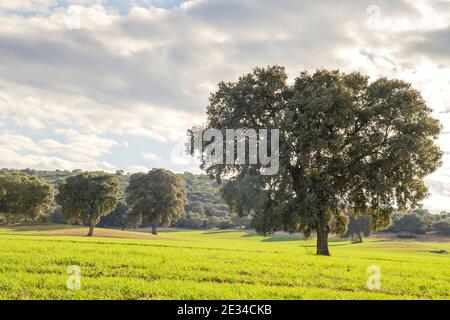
[0,224,169,240]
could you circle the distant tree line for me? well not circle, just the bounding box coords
[1,168,448,238]
[0,168,250,233]
[340,208,450,242]
[385,208,450,236]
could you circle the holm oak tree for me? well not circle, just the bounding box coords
[190,66,442,255]
[0,171,53,223]
[125,169,186,235]
[56,172,119,237]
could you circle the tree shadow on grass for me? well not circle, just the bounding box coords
[202,230,243,235]
[241,232,304,242]
[261,236,302,242]
[144,228,187,233]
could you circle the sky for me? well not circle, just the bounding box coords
[0,0,449,211]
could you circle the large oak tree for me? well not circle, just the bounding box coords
[125,169,186,235]
[190,66,442,255]
[56,172,119,236]
[0,171,53,223]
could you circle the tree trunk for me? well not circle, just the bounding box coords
[356,231,363,243]
[316,218,330,256]
[151,224,157,235]
[87,221,94,237]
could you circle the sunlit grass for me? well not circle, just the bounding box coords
[0,225,448,299]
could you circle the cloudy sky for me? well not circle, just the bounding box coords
[0,0,449,210]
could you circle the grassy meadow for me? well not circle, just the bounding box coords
[0,224,449,300]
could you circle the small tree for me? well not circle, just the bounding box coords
[56,172,119,237]
[0,172,53,223]
[125,169,186,235]
[207,215,222,228]
[343,213,371,243]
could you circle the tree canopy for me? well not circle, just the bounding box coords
[0,171,53,223]
[433,219,450,235]
[56,172,119,236]
[191,66,442,255]
[125,168,186,235]
[97,201,142,230]
[2,169,235,230]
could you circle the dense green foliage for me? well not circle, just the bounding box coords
[55,172,120,236]
[178,172,234,227]
[343,214,371,243]
[47,206,67,224]
[3,168,447,236]
[0,169,234,229]
[126,169,186,234]
[387,213,429,235]
[0,169,130,201]
[3,169,77,190]
[0,172,53,223]
[97,201,140,230]
[0,225,449,299]
[433,219,450,235]
[386,209,450,235]
[192,66,442,255]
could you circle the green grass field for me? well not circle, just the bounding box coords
[0,224,449,300]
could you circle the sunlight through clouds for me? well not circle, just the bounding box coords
[0,0,449,210]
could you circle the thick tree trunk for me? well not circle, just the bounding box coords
[316,219,330,256]
[151,224,157,235]
[87,221,94,237]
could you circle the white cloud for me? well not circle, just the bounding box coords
[142,152,161,162]
[127,165,150,173]
[0,133,45,154]
[52,128,118,161]
[0,144,117,172]
[0,130,118,171]
[12,115,45,130]
[0,0,449,209]
[0,0,55,12]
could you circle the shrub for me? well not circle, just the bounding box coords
[433,219,450,235]
[207,216,221,228]
[387,213,429,235]
[218,220,234,230]
[231,215,252,228]
[174,217,203,229]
